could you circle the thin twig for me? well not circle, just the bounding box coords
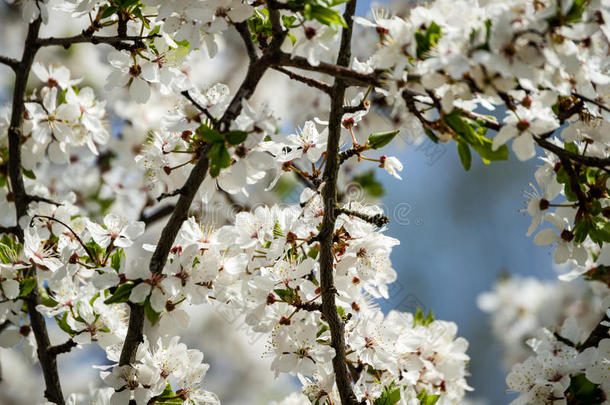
[180,90,219,129]
[336,207,389,228]
[30,215,98,265]
[272,66,333,94]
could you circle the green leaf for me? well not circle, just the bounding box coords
[196,124,224,143]
[308,4,346,26]
[566,373,604,405]
[104,282,134,305]
[417,389,441,405]
[471,140,509,162]
[368,130,400,150]
[226,130,248,145]
[56,313,77,335]
[374,384,401,405]
[22,169,36,179]
[208,143,231,177]
[415,21,442,59]
[273,221,285,238]
[413,308,435,327]
[19,278,37,297]
[144,296,161,325]
[100,5,118,19]
[39,287,59,307]
[457,141,472,171]
[110,249,124,272]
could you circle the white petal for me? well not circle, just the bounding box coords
[492,125,517,150]
[129,283,150,303]
[512,133,536,161]
[534,229,557,246]
[129,78,151,104]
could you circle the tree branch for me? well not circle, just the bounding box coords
[7,16,66,404]
[317,2,359,404]
[48,339,78,357]
[272,66,333,94]
[36,34,157,50]
[118,12,287,367]
[336,207,389,228]
[181,90,219,129]
[234,21,258,61]
[0,55,19,71]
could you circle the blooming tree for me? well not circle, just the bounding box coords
[0,0,608,404]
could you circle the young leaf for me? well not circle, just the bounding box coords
[457,141,472,171]
[144,297,162,325]
[104,282,134,305]
[226,130,248,145]
[368,130,400,150]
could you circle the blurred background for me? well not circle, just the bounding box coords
[0,0,563,404]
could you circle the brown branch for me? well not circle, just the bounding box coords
[336,207,389,228]
[25,272,65,405]
[0,55,19,71]
[180,90,219,129]
[118,10,287,367]
[272,66,332,94]
[6,17,66,404]
[0,226,19,235]
[572,92,610,114]
[48,339,77,356]
[317,2,359,404]
[277,52,381,88]
[140,204,175,226]
[36,34,157,51]
[30,215,98,265]
[234,21,258,61]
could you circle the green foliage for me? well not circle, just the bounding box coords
[110,249,125,272]
[144,296,162,325]
[248,9,298,45]
[456,141,472,171]
[283,0,349,27]
[565,374,605,405]
[417,389,441,405]
[196,124,246,177]
[0,235,21,264]
[367,130,400,150]
[374,383,401,405]
[18,279,37,297]
[444,110,508,170]
[415,21,442,59]
[413,308,435,327]
[208,142,231,178]
[104,282,134,305]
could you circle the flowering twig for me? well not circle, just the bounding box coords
[180,90,219,129]
[30,215,99,266]
[118,12,288,367]
[317,2,360,404]
[336,207,389,228]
